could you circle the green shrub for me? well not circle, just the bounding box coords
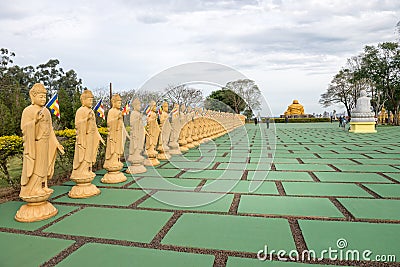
[0,135,23,188]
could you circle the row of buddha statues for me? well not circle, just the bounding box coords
[15,83,246,222]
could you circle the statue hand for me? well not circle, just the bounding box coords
[58,144,65,155]
[36,109,45,122]
[101,138,106,145]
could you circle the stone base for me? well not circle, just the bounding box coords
[144,157,160,166]
[101,171,127,184]
[157,152,171,160]
[349,122,377,133]
[15,201,58,223]
[126,164,147,174]
[169,148,182,155]
[179,146,189,152]
[186,142,195,148]
[68,183,101,199]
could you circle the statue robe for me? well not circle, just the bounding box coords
[20,105,58,190]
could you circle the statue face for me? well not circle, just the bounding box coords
[113,99,122,109]
[82,96,94,108]
[33,92,47,107]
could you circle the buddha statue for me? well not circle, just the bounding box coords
[284,100,305,116]
[15,83,65,222]
[68,89,104,198]
[102,94,127,184]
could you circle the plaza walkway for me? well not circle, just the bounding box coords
[0,123,399,266]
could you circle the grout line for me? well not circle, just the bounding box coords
[40,239,86,267]
[228,193,241,215]
[213,253,228,267]
[307,172,321,182]
[377,172,400,184]
[128,190,157,208]
[356,183,382,199]
[195,179,207,192]
[288,218,308,253]
[275,181,286,196]
[329,197,355,221]
[149,211,183,245]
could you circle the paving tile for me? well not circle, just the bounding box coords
[0,232,74,267]
[129,177,201,190]
[313,172,392,183]
[226,257,346,267]
[316,153,368,159]
[248,171,314,181]
[44,207,173,243]
[274,164,335,172]
[0,201,78,231]
[202,180,278,194]
[162,213,296,253]
[363,184,400,198]
[138,191,233,212]
[299,220,400,261]
[50,185,72,198]
[141,168,182,178]
[282,182,373,197]
[53,188,146,206]
[338,198,400,220]
[238,195,343,218]
[57,243,214,267]
[364,153,400,159]
[333,164,400,173]
[383,173,400,182]
[179,170,243,180]
[300,158,358,165]
[217,162,272,171]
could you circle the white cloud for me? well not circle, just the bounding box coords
[0,0,399,114]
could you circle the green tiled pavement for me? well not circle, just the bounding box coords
[162,213,296,253]
[201,180,279,194]
[0,201,78,231]
[129,177,201,190]
[313,172,392,183]
[53,188,146,206]
[282,182,373,197]
[138,191,234,212]
[248,171,314,181]
[57,243,214,267]
[44,207,173,243]
[338,198,400,220]
[0,232,74,267]
[299,220,400,261]
[274,164,335,172]
[226,257,346,267]
[363,183,400,198]
[238,195,344,218]
[2,123,400,266]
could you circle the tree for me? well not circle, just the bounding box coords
[319,69,357,117]
[223,79,261,114]
[163,85,203,108]
[361,42,400,125]
[205,89,245,113]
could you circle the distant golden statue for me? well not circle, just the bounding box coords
[16,83,65,222]
[284,100,305,116]
[68,89,104,198]
[102,94,127,184]
[144,101,161,166]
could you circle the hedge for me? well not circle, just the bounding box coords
[0,127,108,189]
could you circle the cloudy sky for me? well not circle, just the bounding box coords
[1,0,399,115]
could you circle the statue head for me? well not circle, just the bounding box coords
[149,100,157,111]
[132,98,141,111]
[80,89,94,108]
[111,94,122,109]
[29,83,47,106]
[180,104,186,112]
[360,90,367,98]
[162,101,169,112]
[293,100,299,104]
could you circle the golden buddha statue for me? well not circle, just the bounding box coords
[284,100,305,116]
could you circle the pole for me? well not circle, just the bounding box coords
[109,82,112,103]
